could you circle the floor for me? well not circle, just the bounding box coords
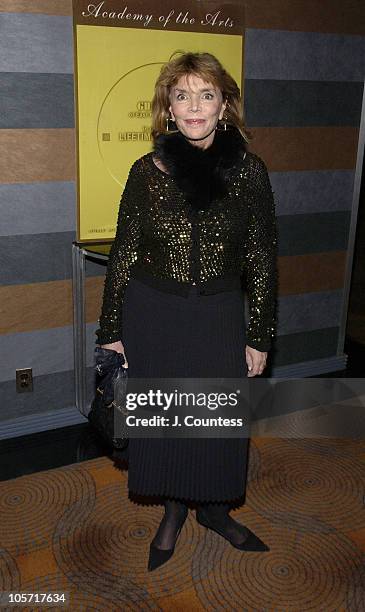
[1,433,363,611]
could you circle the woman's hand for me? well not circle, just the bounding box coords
[245,345,267,377]
[100,341,129,368]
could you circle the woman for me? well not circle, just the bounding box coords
[96,52,278,571]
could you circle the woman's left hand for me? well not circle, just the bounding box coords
[245,345,267,377]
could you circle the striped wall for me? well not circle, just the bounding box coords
[0,1,364,426]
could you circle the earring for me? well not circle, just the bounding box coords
[166,115,179,133]
[166,116,177,132]
[216,116,227,131]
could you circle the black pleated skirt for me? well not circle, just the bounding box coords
[122,276,250,504]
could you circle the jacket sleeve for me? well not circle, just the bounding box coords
[245,154,278,352]
[95,161,144,345]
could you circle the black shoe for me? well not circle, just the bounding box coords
[148,523,184,571]
[196,508,269,552]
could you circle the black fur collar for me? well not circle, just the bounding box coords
[153,127,247,211]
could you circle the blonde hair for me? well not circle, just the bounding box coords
[151,51,252,143]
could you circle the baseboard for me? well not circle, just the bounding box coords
[0,406,88,441]
[272,354,348,377]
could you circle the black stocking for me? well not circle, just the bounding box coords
[152,498,188,550]
[197,502,249,547]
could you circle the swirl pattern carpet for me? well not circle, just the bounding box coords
[0,436,364,611]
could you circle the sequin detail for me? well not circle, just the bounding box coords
[96,151,278,351]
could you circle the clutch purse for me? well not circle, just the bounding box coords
[88,347,129,450]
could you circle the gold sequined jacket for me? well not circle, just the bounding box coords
[96,144,278,352]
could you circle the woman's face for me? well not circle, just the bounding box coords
[168,73,227,149]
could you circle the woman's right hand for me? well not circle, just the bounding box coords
[100,341,128,368]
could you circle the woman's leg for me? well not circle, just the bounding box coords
[196,501,269,551]
[148,496,188,571]
[151,497,188,549]
[196,502,249,545]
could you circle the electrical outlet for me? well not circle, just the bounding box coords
[16,368,33,393]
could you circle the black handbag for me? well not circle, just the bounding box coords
[88,347,129,450]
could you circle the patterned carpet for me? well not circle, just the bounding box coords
[0,435,364,611]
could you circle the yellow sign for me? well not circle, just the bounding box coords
[74,6,245,241]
